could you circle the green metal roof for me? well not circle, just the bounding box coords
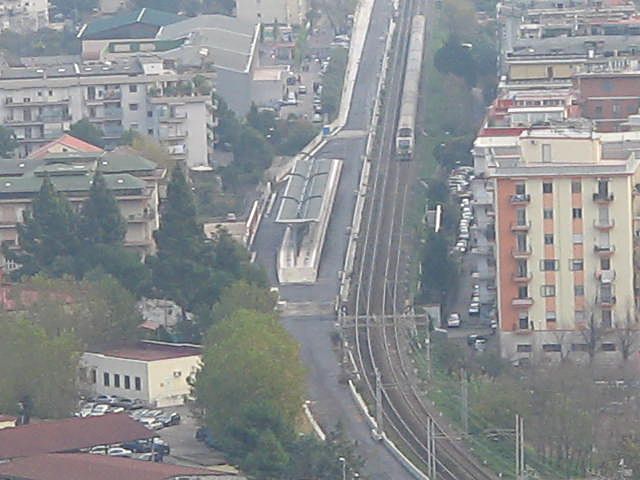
[78,8,182,40]
[98,148,158,174]
[0,173,146,197]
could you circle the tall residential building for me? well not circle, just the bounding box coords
[0,56,215,168]
[236,0,307,25]
[0,134,166,269]
[488,126,640,362]
[0,0,49,33]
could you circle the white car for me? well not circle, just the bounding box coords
[447,313,461,328]
[89,446,108,455]
[90,404,110,416]
[468,303,480,315]
[107,447,132,457]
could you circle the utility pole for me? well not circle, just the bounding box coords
[426,417,436,479]
[460,368,468,435]
[375,368,383,434]
[425,322,432,382]
[515,414,524,479]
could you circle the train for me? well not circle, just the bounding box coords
[395,14,426,160]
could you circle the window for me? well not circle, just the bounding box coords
[516,208,527,225]
[595,105,603,117]
[574,285,584,296]
[572,343,589,352]
[517,344,532,353]
[515,183,526,195]
[575,310,585,323]
[602,310,613,328]
[571,180,581,193]
[544,234,554,245]
[114,374,120,388]
[48,90,53,96]
[148,128,154,135]
[516,260,528,277]
[124,375,131,389]
[516,233,527,252]
[570,259,583,271]
[628,103,637,114]
[601,258,611,270]
[612,103,620,114]
[135,376,142,391]
[104,372,110,387]
[545,311,557,322]
[518,286,529,299]
[601,342,617,352]
[37,91,42,97]
[543,208,553,219]
[129,84,138,93]
[541,285,556,297]
[147,110,153,118]
[91,369,97,384]
[597,179,609,197]
[572,208,582,219]
[129,103,139,111]
[540,259,558,271]
[572,233,583,244]
[518,313,529,330]
[542,144,552,163]
[543,182,553,194]
[543,344,562,352]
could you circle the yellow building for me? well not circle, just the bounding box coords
[490,127,640,362]
[80,342,202,408]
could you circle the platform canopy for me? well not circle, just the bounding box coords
[275,157,336,224]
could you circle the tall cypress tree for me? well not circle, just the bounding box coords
[79,171,126,245]
[150,167,217,311]
[5,177,79,277]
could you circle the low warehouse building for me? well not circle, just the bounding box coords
[80,342,202,407]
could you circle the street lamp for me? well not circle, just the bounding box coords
[338,457,346,480]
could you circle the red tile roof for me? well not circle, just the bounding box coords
[0,413,154,459]
[0,453,224,480]
[28,134,104,160]
[98,342,201,361]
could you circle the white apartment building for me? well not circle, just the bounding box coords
[0,0,48,33]
[475,125,640,363]
[0,56,214,168]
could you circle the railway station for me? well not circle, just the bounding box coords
[276,156,343,283]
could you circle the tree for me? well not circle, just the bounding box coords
[0,317,79,419]
[196,309,305,445]
[0,125,17,158]
[5,177,80,278]
[419,232,457,304]
[202,280,277,330]
[434,36,478,87]
[15,274,143,350]
[69,119,104,148]
[617,310,640,362]
[79,171,126,245]
[131,134,176,171]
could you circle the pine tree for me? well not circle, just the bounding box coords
[5,177,80,277]
[79,171,126,245]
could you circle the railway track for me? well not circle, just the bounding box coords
[347,0,498,478]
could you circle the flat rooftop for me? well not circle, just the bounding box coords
[0,58,144,81]
[95,341,202,361]
[509,35,640,58]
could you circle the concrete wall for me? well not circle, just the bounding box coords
[146,356,201,407]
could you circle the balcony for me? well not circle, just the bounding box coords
[125,210,156,223]
[86,91,121,104]
[593,218,614,230]
[595,270,616,283]
[596,295,617,307]
[89,108,123,122]
[512,247,532,258]
[512,297,534,307]
[510,194,530,204]
[512,272,532,283]
[159,112,187,123]
[510,220,531,232]
[4,98,69,106]
[593,192,614,203]
[594,244,615,255]
[102,126,124,139]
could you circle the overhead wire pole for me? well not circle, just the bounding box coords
[515,414,525,479]
[428,417,437,479]
[375,367,383,434]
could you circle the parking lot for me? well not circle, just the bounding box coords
[75,396,228,468]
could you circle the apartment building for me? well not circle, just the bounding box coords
[0,56,214,168]
[0,134,165,267]
[483,126,640,362]
[0,0,49,33]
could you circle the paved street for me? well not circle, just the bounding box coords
[253,0,415,476]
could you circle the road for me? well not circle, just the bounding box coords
[252,0,416,477]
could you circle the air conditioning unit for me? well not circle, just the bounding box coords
[173,370,182,378]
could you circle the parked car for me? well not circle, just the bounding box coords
[298,85,307,95]
[111,397,143,410]
[91,404,110,416]
[474,337,487,352]
[123,438,170,456]
[107,447,132,457]
[468,303,480,316]
[136,452,164,462]
[92,395,116,404]
[89,445,108,455]
[312,113,323,123]
[447,312,461,328]
[196,426,217,448]
[158,412,181,427]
